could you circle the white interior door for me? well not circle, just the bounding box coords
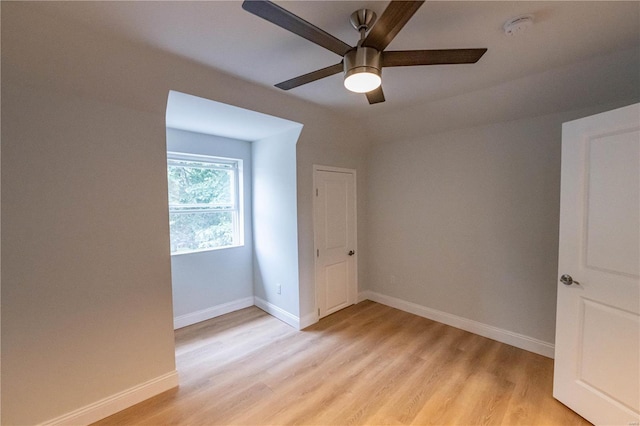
[554,103,640,425]
[314,166,357,319]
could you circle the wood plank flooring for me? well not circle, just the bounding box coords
[93,301,591,425]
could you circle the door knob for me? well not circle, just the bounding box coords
[560,274,580,286]
[348,250,355,256]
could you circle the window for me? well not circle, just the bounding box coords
[167,152,243,254]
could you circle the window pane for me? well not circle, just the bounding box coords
[167,163,233,207]
[166,154,242,254]
[169,211,234,253]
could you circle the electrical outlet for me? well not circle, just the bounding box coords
[277,283,282,294]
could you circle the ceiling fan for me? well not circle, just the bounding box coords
[242,0,487,104]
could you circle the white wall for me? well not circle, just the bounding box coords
[366,102,638,349]
[252,129,302,321]
[166,129,254,325]
[1,4,370,423]
[294,118,370,325]
[1,79,178,425]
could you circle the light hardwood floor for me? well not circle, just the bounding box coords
[94,301,591,425]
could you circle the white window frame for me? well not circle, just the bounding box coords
[167,151,244,255]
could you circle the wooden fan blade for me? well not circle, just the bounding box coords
[382,49,487,67]
[366,86,385,104]
[275,63,344,90]
[242,1,352,56]
[362,1,425,52]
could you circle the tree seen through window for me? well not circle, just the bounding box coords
[167,154,241,253]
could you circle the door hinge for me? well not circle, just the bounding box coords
[317,249,319,257]
[316,188,318,196]
[318,308,320,316]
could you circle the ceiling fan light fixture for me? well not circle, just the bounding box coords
[344,69,381,93]
[343,47,382,93]
[243,1,487,104]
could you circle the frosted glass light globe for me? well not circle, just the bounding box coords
[344,72,381,93]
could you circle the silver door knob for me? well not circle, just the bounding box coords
[560,274,580,286]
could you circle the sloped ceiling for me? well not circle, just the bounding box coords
[27,1,640,125]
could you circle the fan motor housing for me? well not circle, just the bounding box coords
[344,47,382,79]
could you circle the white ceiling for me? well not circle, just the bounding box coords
[166,90,303,141]
[34,1,639,118]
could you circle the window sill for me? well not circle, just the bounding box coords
[171,244,244,256]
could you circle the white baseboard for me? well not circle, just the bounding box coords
[363,291,555,358]
[40,370,179,426]
[357,290,372,303]
[254,297,300,329]
[174,297,254,329]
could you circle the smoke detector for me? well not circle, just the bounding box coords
[504,15,534,36]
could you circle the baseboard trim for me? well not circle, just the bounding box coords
[174,297,254,329]
[40,370,179,426]
[254,297,300,329]
[363,291,555,358]
[357,290,372,303]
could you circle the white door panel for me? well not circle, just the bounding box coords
[579,299,639,411]
[325,261,349,311]
[314,167,357,319]
[324,180,348,249]
[586,130,639,276]
[554,103,640,425]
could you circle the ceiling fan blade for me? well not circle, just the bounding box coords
[382,48,488,67]
[362,1,425,52]
[242,1,352,56]
[366,86,385,104]
[275,62,344,90]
